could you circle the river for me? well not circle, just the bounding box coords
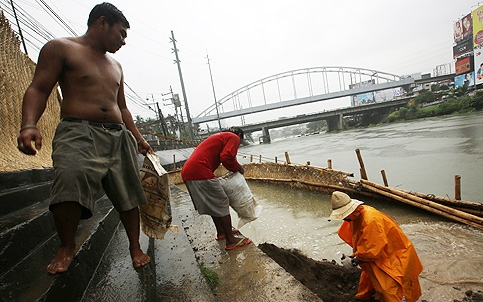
[231,111,483,301]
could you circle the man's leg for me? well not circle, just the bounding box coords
[212,214,250,248]
[47,201,82,275]
[119,207,150,268]
[212,216,226,238]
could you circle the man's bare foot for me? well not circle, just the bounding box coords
[46,246,75,275]
[130,248,150,269]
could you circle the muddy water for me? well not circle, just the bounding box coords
[236,182,483,301]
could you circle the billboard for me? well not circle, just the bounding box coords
[454,13,474,58]
[472,5,483,47]
[454,72,475,88]
[474,47,483,85]
[455,56,473,75]
[351,92,375,106]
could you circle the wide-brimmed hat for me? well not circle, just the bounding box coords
[328,191,363,221]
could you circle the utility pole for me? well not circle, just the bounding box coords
[147,94,168,136]
[10,0,28,55]
[206,52,222,130]
[170,30,195,141]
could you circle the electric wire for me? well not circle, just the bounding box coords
[1,0,155,117]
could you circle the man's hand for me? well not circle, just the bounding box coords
[137,139,153,156]
[17,128,42,155]
[341,255,353,269]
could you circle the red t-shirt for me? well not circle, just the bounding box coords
[181,132,241,181]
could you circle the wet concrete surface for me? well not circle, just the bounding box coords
[169,185,321,302]
[81,184,319,301]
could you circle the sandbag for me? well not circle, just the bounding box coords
[219,171,262,228]
[139,152,179,239]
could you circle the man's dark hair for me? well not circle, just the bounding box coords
[87,2,130,28]
[226,127,244,140]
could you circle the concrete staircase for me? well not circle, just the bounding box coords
[0,149,215,302]
[0,169,125,301]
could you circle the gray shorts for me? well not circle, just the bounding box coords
[49,119,147,219]
[185,179,230,217]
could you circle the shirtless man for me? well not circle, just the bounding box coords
[17,2,151,274]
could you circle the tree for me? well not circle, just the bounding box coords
[414,91,436,106]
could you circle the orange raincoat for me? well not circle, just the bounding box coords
[338,205,423,302]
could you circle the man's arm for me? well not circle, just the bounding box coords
[117,72,153,155]
[17,40,65,155]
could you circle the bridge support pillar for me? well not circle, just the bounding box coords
[326,114,344,132]
[260,127,271,144]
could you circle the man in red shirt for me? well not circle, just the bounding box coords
[181,127,252,251]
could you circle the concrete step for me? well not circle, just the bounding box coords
[0,196,119,302]
[81,187,214,302]
[0,169,54,192]
[0,199,54,275]
[0,181,53,216]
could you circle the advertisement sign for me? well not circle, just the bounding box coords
[454,14,474,59]
[453,39,473,58]
[462,14,473,41]
[455,56,473,75]
[454,72,475,88]
[351,92,375,106]
[472,5,483,47]
[454,19,463,43]
[474,47,483,85]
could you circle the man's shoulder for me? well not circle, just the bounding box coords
[41,37,81,52]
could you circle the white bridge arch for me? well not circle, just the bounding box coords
[193,66,411,125]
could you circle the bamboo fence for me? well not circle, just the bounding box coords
[0,13,61,172]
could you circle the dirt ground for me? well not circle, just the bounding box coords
[258,243,483,302]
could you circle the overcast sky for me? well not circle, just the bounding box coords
[2,0,479,126]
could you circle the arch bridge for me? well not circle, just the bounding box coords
[192,66,415,127]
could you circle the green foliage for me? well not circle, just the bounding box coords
[385,110,400,123]
[436,100,460,115]
[470,91,483,110]
[398,107,409,120]
[416,106,437,118]
[414,91,436,105]
[199,262,219,290]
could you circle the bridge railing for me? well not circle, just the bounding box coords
[196,66,404,119]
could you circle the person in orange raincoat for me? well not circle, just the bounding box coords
[328,191,423,302]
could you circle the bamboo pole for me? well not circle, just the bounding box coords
[285,152,291,164]
[173,154,176,170]
[328,159,332,169]
[275,156,278,164]
[452,206,483,218]
[381,170,388,186]
[250,155,253,163]
[259,155,262,163]
[355,149,368,180]
[360,181,483,230]
[397,189,483,211]
[360,179,483,227]
[455,175,461,200]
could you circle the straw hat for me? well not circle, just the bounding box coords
[328,191,363,221]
